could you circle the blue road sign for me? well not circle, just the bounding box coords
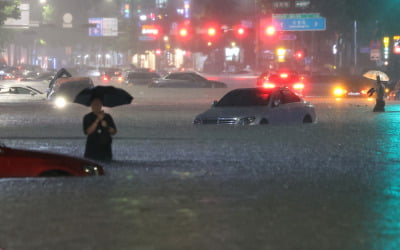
[88,18,103,37]
[274,17,326,31]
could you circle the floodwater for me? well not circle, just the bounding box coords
[1,85,400,250]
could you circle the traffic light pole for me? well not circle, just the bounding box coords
[254,0,260,71]
[255,19,260,71]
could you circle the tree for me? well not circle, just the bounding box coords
[0,1,20,51]
[0,0,20,26]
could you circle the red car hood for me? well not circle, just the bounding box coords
[1,146,97,166]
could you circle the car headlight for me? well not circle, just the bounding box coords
[55,97,67,108]
[83,165,102,176]
[333,87,347,97]
[238,116,256,125]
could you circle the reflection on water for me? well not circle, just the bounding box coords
[371,104,400,249]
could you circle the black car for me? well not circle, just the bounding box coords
[149,72,227,88]
[47,77,94,108]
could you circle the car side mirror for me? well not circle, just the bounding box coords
[212,100,218,107]
[272,99,281,107]
[31,92,36,96]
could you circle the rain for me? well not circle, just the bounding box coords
[1,1,400,249]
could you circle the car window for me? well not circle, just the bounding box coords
[190,73,207,81]
[281,90,301,104]
[129,72,160,79]
[166,74,191,80]
[26,86,43,94]
[15,87,32,94]
[217,89,271,106]
[165,74,180,80]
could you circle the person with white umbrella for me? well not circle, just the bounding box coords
[364,70,389,112]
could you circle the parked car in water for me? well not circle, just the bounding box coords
[47,77,94,108]
[329,75,382,99]
[193,87,316,125]
[99,67,124,84]
[125,71,161,85]
[0,82,46,102]
[256,69,306,96]
[0,143,104,177]
[150,72,227,88]
[19,71,55,82]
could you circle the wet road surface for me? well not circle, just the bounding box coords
[1,85,400,250]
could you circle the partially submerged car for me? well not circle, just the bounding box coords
[150,72,227,88]
[0,82,46,102]
[125,71,161,85]
[47,77,94,108]
[194,87,316,125]
[0,143,104,177]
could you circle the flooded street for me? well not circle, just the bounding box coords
[1,86,400,249]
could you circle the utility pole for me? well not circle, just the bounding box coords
[354,20,358,69]
[254,0,259,71]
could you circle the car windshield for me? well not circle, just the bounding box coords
[268,72,299,83]
[216,89,271,107]
[26,86,43,94]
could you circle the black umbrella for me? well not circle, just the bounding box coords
[73,86,133,107]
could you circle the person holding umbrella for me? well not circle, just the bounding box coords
[83,96,117,162]
[364,70,389,112]
[74,85,133,162]
[373,75,386,112]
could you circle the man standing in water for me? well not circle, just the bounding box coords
[83,97,117,162]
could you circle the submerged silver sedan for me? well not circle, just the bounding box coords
[0,82,47,102]
[193,87,316,125]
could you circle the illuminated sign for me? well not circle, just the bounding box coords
[394,36,400,54]
[142,25,159,35]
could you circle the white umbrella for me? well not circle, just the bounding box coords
[363,70,390,81]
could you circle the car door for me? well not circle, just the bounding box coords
[13,87,35,101]
[281,89,303,122]
[175,74,197,87]
[267,90,290,124]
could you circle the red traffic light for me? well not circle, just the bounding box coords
[207,27,217,37]
[237,27,246,37]
[179,28,189,37]
[294,51,304,59]
[155,49,162,56]
[265,26,276,36]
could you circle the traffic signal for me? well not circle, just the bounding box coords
[235,26,247,38]
[294,51,304,60]
[265,26,276,36]
[207,27,217,37]
[179,27,189,37]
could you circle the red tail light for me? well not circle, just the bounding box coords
[263,83,276,89]
[102,76,109,81]
[293,83,304,90]
[279,73,289,79]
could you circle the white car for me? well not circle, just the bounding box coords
[0,82,46,102]
[193,87,316,125]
